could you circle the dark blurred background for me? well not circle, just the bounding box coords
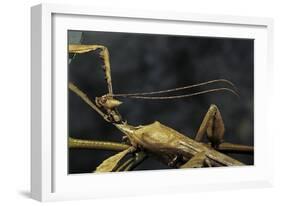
[68,30,254,174]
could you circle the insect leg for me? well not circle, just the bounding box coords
[115,151,147,172]
[115,157,135,172]
[69,82,112,122]
[95,146,136,172]
[69,44,113,95]
[195,104,225,148]
[68,137,130,151]
[180,151,207,168]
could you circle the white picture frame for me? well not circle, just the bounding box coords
[31,3,274,202]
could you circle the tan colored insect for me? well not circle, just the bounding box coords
[68,44,253,172]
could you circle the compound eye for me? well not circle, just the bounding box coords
[95,96,107,107]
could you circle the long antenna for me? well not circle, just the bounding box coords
[116,87,239,100]
[113,79,237,97]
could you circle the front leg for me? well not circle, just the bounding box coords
[195,104,225,148]
[180,152,208,168]
[69,44,113,95]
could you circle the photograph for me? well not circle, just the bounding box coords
[67,30,254,174]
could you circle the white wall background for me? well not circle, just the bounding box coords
[0,0,280,205]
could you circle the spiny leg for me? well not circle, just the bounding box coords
[195,104,225,148]
[69,45,123,123]
[69,44,113,95]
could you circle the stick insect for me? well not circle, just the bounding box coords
[68,44,253,172]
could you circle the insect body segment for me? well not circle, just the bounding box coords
[115,121,244,167]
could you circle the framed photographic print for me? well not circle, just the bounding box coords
[31,3,274,201]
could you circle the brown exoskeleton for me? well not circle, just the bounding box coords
[68,44,253,172]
